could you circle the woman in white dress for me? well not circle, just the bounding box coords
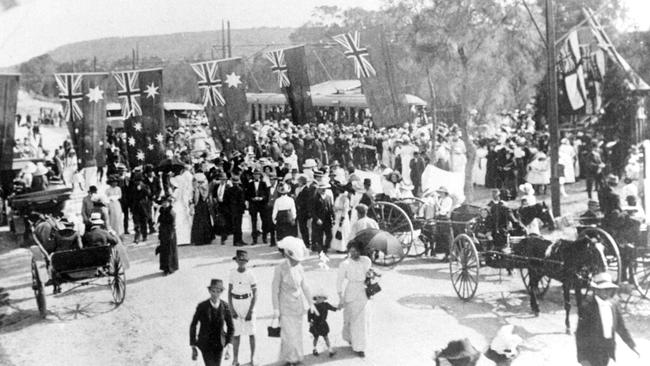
[559,138,576,183]
[62,149,78,187]
[449,134,467,173]
[105,176,124,237]
[272,237,316,366]
[331,185,353,253]
[472,144,487,186]
[398,137,416,185]
[337,240,372,357]
[171,171,193,245]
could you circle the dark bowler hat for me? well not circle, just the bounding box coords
[207,279,224,290]
[233,250,249,262]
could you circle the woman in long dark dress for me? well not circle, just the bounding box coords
[485,142,499,189]
[158,196,178,275]
[191,173,214,245]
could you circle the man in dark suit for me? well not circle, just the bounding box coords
[310,181,334,253]
[576,272,638,366]
[223,175,248,246]
[263,172,281,246]
[190,279,234,366]
[245,170,268,244]
[81,185,98,233]
[486,189,522,250]
[294,175,313,249]
[142,165,161,234]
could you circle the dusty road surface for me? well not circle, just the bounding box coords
[2,183,650,365]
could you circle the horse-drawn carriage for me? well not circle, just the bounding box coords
[28,215,127,318]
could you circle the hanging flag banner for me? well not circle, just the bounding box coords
[191,57,253,151]
[557,31,588,111]
[0,73,18,171]
[113,68,165,168]
[55,72,109,168]
[332,31,377,78]
[264,45,314,124]
[584,7,650,91]
[334,29,406,128]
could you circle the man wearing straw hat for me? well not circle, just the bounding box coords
[190,279,234,366]
[576,272,639,366]
[310,181,335,254]
[228,250,257,366]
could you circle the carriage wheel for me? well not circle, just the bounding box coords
[31,259,47,318]
[519,268,551,299]
[110,253,126,305]
[394,198,428,257]
[367,201,414,266]
[579,227,622,283]
[632,249,650,299]
[449,234,480,301]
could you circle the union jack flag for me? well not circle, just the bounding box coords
[113,71,142,118]
[332,31,376,79]
[191,60,226,107]
[54,73,84,122]
[265,49,290,88]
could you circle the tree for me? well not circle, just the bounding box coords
[18,54,57,97]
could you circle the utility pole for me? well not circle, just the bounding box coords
[132,48,136,69]
[546,0,561,217]
[426,65,437,160]
[93,56,97,72]
[227,20,232,58]
[221,20,226,59]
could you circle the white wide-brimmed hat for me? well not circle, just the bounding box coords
[489,324,523,359]
[278,236,308,262]
[590,272,618,289]
[303,159,317,169]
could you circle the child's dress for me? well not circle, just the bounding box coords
[308,302,338,337]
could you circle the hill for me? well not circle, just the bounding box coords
[47,27,295,64]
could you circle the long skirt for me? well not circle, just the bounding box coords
[279,313,304,363]
[191,198,214,245]
[331,212,351,252]
[159,228,179,273]
[107,200,124,236]
[342,282,369,352]
[275,209,296,241]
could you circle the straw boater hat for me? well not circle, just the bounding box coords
[232,250,249,262]
[606,174,619,186]
[303,159,317,169]
[518,183,534,195]
[89,212,104,226]
[278,236,308,262]
[231,175,242,183]
[590,272,618,290]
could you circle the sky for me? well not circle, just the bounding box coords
[0,0,648,68]
[623,0,650,31]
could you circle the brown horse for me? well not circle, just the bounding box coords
[514,235,607,334]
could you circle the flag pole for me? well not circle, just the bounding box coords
[546,0,561,217]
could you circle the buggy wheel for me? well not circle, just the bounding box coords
[449,234,480,301]
[393,197,428,257]
[632,249,650,299]
[30,259,46,318]
[579,227,622,283]
[367,201,414,266]
[110,253,126,305]
[519,268,551,299]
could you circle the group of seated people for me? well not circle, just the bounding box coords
[39,212,120,255]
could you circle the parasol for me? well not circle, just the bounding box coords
[156,158,185,175]
[350,229,404,258]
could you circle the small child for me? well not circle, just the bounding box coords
[308,292,338,357]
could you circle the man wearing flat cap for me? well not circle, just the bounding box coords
[190,279,234,366]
